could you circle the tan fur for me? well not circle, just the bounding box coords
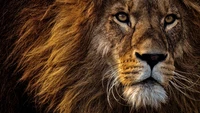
[1,0,200,113]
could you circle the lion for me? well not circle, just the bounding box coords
[0,0,200,113]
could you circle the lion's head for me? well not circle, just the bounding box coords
[1,0,200,113]
[90,0,200,111]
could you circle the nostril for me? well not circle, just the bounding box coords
[135,52,167,69]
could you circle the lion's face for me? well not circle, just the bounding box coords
[92,0,185,109]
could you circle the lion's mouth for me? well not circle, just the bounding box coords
[132,77,160,86]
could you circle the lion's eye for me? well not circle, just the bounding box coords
[164,14,177,25]
[115,12,130,24]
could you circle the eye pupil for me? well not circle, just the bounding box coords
[118,14,127,21]
[165,16,173,23]
[116,12,129,23]
[165,14,176,25]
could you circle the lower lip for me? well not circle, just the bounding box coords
[132,78,159,86]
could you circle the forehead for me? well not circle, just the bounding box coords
[109,0,178,15]
[128,0,170,10]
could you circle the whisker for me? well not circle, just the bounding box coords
[171,78,200,93]
[102,69,113,88]
[173,76,200,87]
[106,70,119,107]
[170,81,200,101]
[114,85,126,101]
[173,71,200,87]
[173,71,200,94]
[111,80,120,101]
[103,66,128,107]
[175,70,200,78]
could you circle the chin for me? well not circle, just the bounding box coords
[123,80,167,109]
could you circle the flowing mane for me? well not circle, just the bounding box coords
[0,0,200,113]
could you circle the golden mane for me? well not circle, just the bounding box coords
[0,0,200,113]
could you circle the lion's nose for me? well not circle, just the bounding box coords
[135,52,167,69]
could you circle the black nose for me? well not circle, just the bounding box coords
[135,52,167,69]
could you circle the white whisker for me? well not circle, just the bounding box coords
[170,81,200,101]
[172,78,200,93]
[173,71,200,90]
[175,70,200,78]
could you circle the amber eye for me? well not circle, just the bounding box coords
[164,14,177,25]
[115,12,130,23]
